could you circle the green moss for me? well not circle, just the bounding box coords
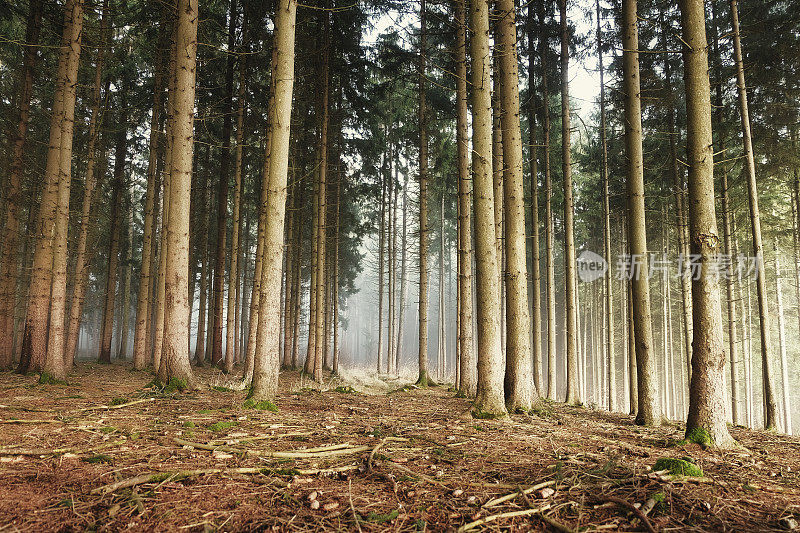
[99,426,117,434]
[211,386,233,392]
[471,408,505,420]
[82,454,113,464]
[38,372,68,386]
[163,377,188,393]
[389,384,416,394]
[685,427,713,447]
[653,457,704,477]
[110,397,129,406]
[333,385,359,394]
[454,390,468,399]
[183,420,196,428]
[473,424,485,431]
[198,409,213,414]
[145,379,163,389]
[208,420,238,432]
[361,509,399,524]
[243,399,279,412]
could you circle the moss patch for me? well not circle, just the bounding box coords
[243,399,279,412]
[164,377,188,393]
[38,373,68,386]
[654,457,704,477]
[208,420,238,432]
[183,420,196,428]
[685,427,713,447]
[82,454,113,465]
[211,386,233,393]
[333,385,359,394]
[110,397,129,406]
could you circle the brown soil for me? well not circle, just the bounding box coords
[1,363,798,532]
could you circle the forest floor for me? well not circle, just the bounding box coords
[1,364,799,532]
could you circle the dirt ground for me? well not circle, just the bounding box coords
[1,364,799,532]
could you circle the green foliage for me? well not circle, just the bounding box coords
[653,457,704,477]
[99,426,117,434]
[333,385,359,394]
[685,427,713,447]
[183,421,196,428]
[110,397,129,406]
[243,399,279,412]
[211,386,233,393]
[471,409,504,420]
[164,378,188,393]
[359,509,399,524]
[82,454,113,464]
[207,420,237,432]
[38,373,67,386]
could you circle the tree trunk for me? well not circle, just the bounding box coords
[470,0,507,418]
[395,175,409,374]
[0,0,43,369]
[249,0,297,401]
[157,0,198,388]
[378,159,386,375]
[559,0,579,406]
[729,0,777,431]
[65,0,109,368]
[42,0,85,380]
[679,0,735,448]
[537,0,557,401]
[98,90,128,365]
[117,199,133,359]
[416,0,431,387]
[454,0,476,397]
[621,0,658,425]
[774,240,791,434]
[497,0,535,411]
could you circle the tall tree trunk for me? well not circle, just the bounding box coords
[227,7,248,372]
[18,0,83,375]
[98,90,129,365]
[117,199,133,358]
[679,0,735,448]
[622,0,658,425]
[597,0,615,412]
[0,0,43,369]
[395,175,409,372]
[774,240,791,434]
[43,0,85,379]
[249,0,297,400]
[157,0,198,387]
[559,0,579,405]
[497,0,535,411]
[377,160,386,374]
[65,0,109,368]
[538,0,557,400]
[454,0,475,397]
[332,158,341,374]
[416,0,431,387]
[729,0,777,430]
[470,0,507,418]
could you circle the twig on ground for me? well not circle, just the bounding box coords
[540,512,577,533]
[348,478,363,533]
[0,419,62,424]
[76,398,155,412]
[457,504,552,532]
[173,438,370,458]
[368,436,409,471]
[483,480,556,508]
[601,496,657,533]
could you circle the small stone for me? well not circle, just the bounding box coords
[467,496,477,503]
[452,489,463,497]
[323,502,339,511]
[308,491,318,501]
[780,517,798,530]
[310,500,320,510]
[537,487,555,499]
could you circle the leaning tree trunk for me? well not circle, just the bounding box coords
[0,0,43,369]
[249,0,297,401]
[497,0,535,412]
[622,0,659,426]
[42,0,85,380]
[470,0,507,418]
[559,0,579,406]
[157,0,198,388]
[454,0,475,397]
[729,0,777,431]
[679,0,736,448]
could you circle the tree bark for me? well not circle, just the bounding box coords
[0,0,43,369]
[454,0,475,397]
[416,0,431,387]
[622,0,658,425]
[250,0,297,401]
[157,0,198,388]
[470,0,507,418]
[679,0,735,448]
[559,0,579,406]
[497,0,535,411]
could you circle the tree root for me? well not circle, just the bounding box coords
[482,479,556,508]
[173,437,370,458]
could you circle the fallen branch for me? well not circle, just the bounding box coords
[457,504,552,532]
[368,437,409,472]
[0,419,62,424]
[0,439,125,456]
[381,460,448,488]
[601,496,657,533]
[540,512,576,533]
[174,437,370,459]
[483,480,556,508]
[76,398,155,412]
[93,467,269,494]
